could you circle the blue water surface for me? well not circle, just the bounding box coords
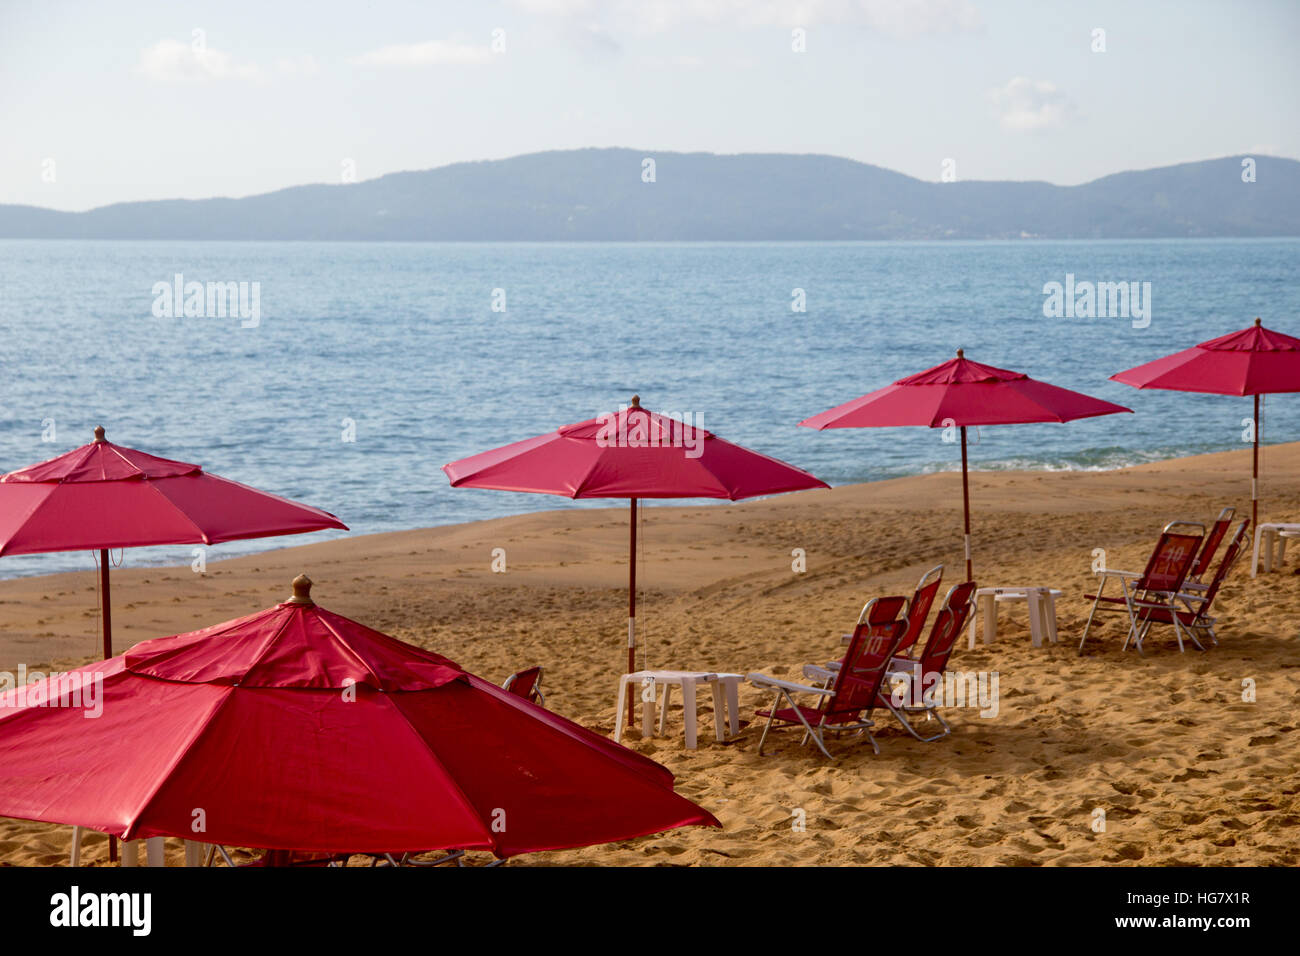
[0,238,1296,577]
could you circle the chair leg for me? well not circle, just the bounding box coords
[1120,581,1141,652]
[806,721,835,760]
[861,725,881,756]
[1130,614,1150,655]
[1080,582,1107,653]
[756,691,781,755]
[884,700,950,742]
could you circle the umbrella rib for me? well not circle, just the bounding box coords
[378,692,498,851]
[102,443,141,480]
[567,444,609,499]
[142,478,215,545]
[311,612,385,686]
[233,608,303,684]
[0,485,58,558]
[462,673,677,787]
[1008,384,1071,424]
[119,682,237,840]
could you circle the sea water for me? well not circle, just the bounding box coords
[0,237,1296,577]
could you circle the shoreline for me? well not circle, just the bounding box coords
[1,440,1295,673]
[1,436,1293,586]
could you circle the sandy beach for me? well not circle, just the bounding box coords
[1,442,1296,867]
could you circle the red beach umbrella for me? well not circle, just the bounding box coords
[443,396,828,722]
[0,576,718,858]
[801,350,1131,580]
[0,426,347,659]
[1112,318,1300,528]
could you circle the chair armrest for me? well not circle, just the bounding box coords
[802,664,836,683]
[747,674,832,697]
[1095,568,1140,579]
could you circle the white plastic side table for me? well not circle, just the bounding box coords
[967,586,1063,649]
[1252,523,1300,577]
[614,670,741,749]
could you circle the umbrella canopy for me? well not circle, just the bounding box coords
[0,575,718,858]
[0,426,347,657]
[801,350,1132,579]
[444,397,828,722]
[445,397,828,499]
[1112,318,1300,527]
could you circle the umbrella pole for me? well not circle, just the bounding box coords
[1253,395,1260,530]
[961,426,973,582]
[99,548,113,659]
[99,548,117,863]
[627,498,637,727]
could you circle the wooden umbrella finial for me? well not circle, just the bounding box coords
[956,348,965,359]
[93,426,106,442]
[1255,317,1262,326]
[287,574,315,606]
[630,395,641,408]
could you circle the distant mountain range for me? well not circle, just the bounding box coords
[3,149,1297,240]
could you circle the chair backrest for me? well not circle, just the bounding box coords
[824,596,908,722]
[894,564,943,656]
[1196,519,1250,609]
[1191,507,1235,579]
[1138,521,1204,595]
[915,580,978,678]
[502,666,543,703]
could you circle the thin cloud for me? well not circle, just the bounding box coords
[640,54,706,69]
[989,76,1075,131]
[275,55,320,77]
[135,38,261,82]
[511,0,982,35]
[349,40,494,68]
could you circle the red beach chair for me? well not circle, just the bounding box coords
[1079,521,1205,654]
[893,564,944,658]
[1184,507,1234,591]
[804,594,911,686]
[803,567,940,683]
[749,596,908,758]
[1134,519,1249,650]
[501,666,545,706]
[878,581,978,741]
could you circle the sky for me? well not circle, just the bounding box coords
[2,0,1298,211]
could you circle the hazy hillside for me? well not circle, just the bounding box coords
[2,149,1296,240]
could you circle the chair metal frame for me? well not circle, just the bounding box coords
[1133,519,1249,651]
[1185,507,1235,592]
[501,666,545,706]
[1080,521,1205,654]
[878,580,978,742]
[892,564,944,659]
[749,596,908,759]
